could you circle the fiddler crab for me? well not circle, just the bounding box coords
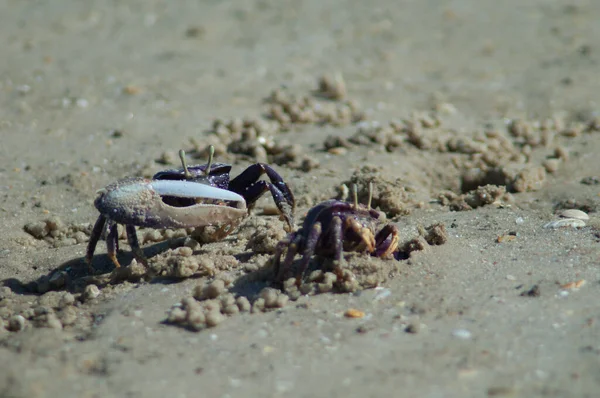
[272,183,399,285]
[86,146,295,269]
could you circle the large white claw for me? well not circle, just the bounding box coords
[95,177,248,229]
[149,180,245,203]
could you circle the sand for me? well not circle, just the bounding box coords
[1,1,600,397]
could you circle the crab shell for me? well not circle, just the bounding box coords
[94,177,247,229]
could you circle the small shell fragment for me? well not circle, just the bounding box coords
[558,209,589,221]
[344,308,365,318]
[543,218,586,229]
[497,234,516,243]
[560,279,586,289]
[328,147,348,155]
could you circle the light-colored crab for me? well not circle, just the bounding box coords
[86,147,295,269]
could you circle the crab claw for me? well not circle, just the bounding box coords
[95,178,247,229]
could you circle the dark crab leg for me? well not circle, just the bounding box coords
[272,234,293,281]
[294,222,322,285]
[374,224,400,258]
[229,164,295,229]
[86,214,107,266]
[125,224,148,266]
[106,222,122,268]
[281,235,303,282]
[328,216,345,280]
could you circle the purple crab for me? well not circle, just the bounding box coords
[272,184,399,285]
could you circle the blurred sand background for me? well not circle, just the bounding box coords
[1,1,600,397]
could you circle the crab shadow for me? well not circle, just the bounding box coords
[1,240,177,296]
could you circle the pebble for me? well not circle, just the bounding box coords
[167,307,186,324]
[205,310,225,328]
[45,313,63,329]
[83,284,101,301]
[24,221,49,239]
[73,231,88,244]
[8,315,26,332]
[275,295,289,308]
[222,304,239,315]
[252,298,266,313]
[45,216,63,231]
[236,296,251,312]
[543,158,561,173]
[260,288,280,308]
[452,328,472,340]
[187,310,206,331]
[58,292,75,308]
[0,286,12,299]
[175,246,193,257]
[181,297,201,312]
[58,307,78,326]
[196,279,226,300]
[172,256,199,278]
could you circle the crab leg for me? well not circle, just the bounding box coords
[281,234,303,284]
[272,235,293,281]
[228,164,295,229]
[328,216,345,279]
[125,224,147,266]
[106,222,122,268]
[295,222,322,285]
[374,224,400,258]
[86,214,107,266]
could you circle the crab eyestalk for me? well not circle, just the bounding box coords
[352,184,359,209]
[178,149,192,180]
[367,181,373,209]
[204,145,215,176]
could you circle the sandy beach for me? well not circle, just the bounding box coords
[1,1,600,397]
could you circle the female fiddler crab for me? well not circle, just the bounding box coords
[86,146,295,269]
[272,183,399,285]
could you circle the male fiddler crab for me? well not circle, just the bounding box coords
[86,146,295,269]
[272,183,399,285]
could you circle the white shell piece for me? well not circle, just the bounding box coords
[150,180,245,203]
[543,218,586,229]
[558,209,589,220]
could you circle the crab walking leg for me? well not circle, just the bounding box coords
[229,163,295,228]
[276,234,303,283]
[125,224,147,266]
[374,224,400,258]
[328,216,345,280]
[86,215,107,266]
[272,235,293,281]
[238,180,295,229]
[283,235,302,277]
[229,163,295,207]
[106,222,122,268]
[294,222,322,284]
